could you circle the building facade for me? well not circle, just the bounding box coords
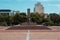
[44,14,48,18]
[34,2,44,14]
[0,9,17,16]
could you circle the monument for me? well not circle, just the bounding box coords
[27,8,37,25]
[20,8,37,25]
[27,8,31,24]
[7,8,50,30]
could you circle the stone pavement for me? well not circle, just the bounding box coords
[30,32,60,40]
[0,30,60,40]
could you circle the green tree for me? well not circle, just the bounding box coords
[49,13,60,25]
[13,12,27,25]
[20,12,26,16]
[13,13,21,25]
[0,14,9,26]
[31,13,43,24]
[20,12,27,22]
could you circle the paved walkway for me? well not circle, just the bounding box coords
[30,32,60,40]
[0,30,60,40]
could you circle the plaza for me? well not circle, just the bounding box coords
[0,26,60,40]
[0,30,60,40]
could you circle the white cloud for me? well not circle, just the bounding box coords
[55,4,60,8]
[42,0,51,2]
[48,4,60,7]
[31,0,52,2]
[54,0,60,1]
[31,0,60,2]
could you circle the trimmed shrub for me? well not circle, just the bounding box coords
[0,22,7,26]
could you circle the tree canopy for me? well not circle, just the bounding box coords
[0,12,60,26]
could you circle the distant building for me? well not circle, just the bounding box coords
[0,9,18,16]
[44,14,48,18]
[34,2,44,14]
[13,10,20,15]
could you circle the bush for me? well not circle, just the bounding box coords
[42,19,54,26]
[0,22,7,26]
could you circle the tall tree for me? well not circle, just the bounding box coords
[31,13,43,24]
[49,13,60,25]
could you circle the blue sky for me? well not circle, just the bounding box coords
[0,0,60,14]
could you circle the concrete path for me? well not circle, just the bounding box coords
[30,32,60,40]
[0,31,26,40]
[0,30,60,40]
